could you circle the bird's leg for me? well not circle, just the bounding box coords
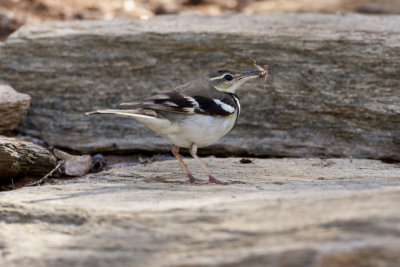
[171,145,206,184]
[189,144,240,185]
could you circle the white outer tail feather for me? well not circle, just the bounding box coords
[86,109,156,118]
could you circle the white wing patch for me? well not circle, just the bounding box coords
[184,96,200,109]
[163,101,179,107]
[182,96,201,114]
[213,99,235,114]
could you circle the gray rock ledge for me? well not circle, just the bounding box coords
[0,14,399,159]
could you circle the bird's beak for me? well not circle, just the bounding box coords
[236,70,262,83]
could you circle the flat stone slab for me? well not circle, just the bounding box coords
[1,158,399,266]
[0,14,399,159]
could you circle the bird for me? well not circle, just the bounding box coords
[87,66,267,184]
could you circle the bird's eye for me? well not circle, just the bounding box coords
[224,74,233,81]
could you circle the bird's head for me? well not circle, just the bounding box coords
[207,69,262,94]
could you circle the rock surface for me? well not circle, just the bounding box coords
[0,14,399,159]
[0,84,30,132]
[0,158,399,266]
[0,136,56,181]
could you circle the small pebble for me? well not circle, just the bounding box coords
[240,158,253,164]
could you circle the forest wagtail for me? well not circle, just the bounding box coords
[87,63,268,184]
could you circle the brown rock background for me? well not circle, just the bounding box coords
[1,0,400,41]
[0,3,400,266]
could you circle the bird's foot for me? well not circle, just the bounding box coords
[180,174,208,184]
[208,175,244,185]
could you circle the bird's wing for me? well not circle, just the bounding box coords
[121,90,236,117]
[121,77,237,116]
[120,91,196,114]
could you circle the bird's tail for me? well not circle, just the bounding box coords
[86,108,157,118]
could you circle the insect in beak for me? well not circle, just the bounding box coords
[252,60,269,89]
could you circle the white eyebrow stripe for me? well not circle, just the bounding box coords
[213,99,235,113]
[209,74,230,81]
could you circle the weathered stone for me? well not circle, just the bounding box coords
[0,84,30,132]
[0,158,399,266]
[0,136,56,180]
[0,14,399,159]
